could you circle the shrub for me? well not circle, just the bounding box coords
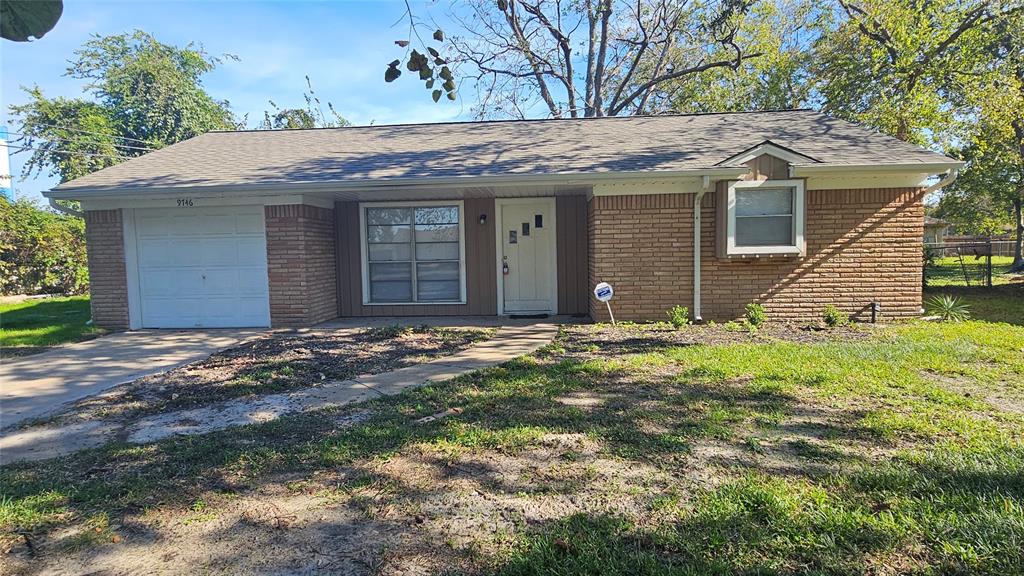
[926,294,971,322]
[822,304,849,327]
[0,198,88,295]
[666,305,689,329]
[744,303,766,327]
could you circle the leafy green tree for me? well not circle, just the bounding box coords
[9,30,237,183]
[258,77,351,130]
[813,0,1020,145]
[0,197,88,295]
[669,0,825,113]
[939,9,1024,270]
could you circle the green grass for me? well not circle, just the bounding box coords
[926,255,1019,287]
[0,296,103,351]
[2,294,1023,573]
[925,285,1024,325]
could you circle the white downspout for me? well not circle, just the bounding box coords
[693,175,711,323]
[49,197,84,217]
[923,169,959,194]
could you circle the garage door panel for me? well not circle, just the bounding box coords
[134,207,270,328]
[237,268,270,295]
[137,239,171,267]
[202,238,238,266]
[237,238,267,265]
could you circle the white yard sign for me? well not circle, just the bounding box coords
[593,282,616,324]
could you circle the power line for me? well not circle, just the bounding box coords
[6,130,157,152]
[7,144,130,161]
[8,123,157,145]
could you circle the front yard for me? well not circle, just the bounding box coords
[2,292,1023,574]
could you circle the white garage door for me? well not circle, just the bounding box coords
[134,206,270,328]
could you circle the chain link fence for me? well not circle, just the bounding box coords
[924,240,1019,287]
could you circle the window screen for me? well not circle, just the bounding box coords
[735,187,794,247]
[366,205,461,302]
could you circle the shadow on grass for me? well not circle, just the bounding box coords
[3,347,1023,573]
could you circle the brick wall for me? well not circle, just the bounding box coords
[265,204,338,327]
[84,209,129,330]
[589,188,925,323]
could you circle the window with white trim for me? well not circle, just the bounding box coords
[726,179,805,256]
[363,203,465,304]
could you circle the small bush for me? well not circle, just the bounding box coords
[744,303,766,327]
[666,305,689,329]
[822,304,849,327]
[926,294,971,322]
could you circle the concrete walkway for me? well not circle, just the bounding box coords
[0,324,558,465]
[0,329,265,429]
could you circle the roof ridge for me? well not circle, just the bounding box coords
[209,108,818,135]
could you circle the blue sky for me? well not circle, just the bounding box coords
[1,0,466,201]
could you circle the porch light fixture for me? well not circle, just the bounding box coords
[479,213,487,225]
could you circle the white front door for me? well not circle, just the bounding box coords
[499,199,556,314]
[133,206,271,328]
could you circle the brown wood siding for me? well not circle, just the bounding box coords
[744,153,790,180]
[556,195,589,314]
[335,198,497,317]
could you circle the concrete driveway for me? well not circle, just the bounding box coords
[1,329,264,429]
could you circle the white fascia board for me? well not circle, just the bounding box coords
[790,162,963,176]
[719,142,818,166]
[45,167,751,200]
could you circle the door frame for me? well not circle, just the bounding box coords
[494,197,558,315]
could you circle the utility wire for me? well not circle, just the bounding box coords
[7,131,158,153]
[7,123,157,145]
[7,144,130,161]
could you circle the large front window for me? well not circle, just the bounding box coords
[363,203,464,304]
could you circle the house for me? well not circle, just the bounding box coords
[44,110,962,330]
[924,216,952,244]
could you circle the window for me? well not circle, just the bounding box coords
[725,179,804,256]
[362,203,465,304]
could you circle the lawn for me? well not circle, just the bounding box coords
[2,293,1023,574]
[0,296,103,354]
[926,254,1021,287]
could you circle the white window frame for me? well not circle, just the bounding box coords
[360,200,467,305]
[726,179,805,256]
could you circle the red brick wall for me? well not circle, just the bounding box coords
[588,188,925,323]
[84,209,129,330]
[265,204,338,327]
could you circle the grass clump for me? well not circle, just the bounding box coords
[744,303,767,327]
[927,294,972,322]
[665,305,689,329]
[822,304,849,327]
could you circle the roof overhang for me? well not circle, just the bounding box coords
[789,161,963,176]
[44,167,752,200]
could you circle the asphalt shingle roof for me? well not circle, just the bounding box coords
[53,109,957,194]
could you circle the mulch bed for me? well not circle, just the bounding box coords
[557,321,874,358]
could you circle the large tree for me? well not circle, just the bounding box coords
[939,9,1024,270]
[668,0,824,113]
[438,0,763,119]
[9,30,237,183]
[813,0,1021,145]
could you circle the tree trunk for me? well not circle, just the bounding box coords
[1012,196,1024,272]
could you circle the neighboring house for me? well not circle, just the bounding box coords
[44,110,961,330]
[924,216,952,244]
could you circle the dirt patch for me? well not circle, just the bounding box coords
[35,326,494,427]
[557,322,873,358]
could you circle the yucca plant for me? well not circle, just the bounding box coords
[926,294,971,322]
